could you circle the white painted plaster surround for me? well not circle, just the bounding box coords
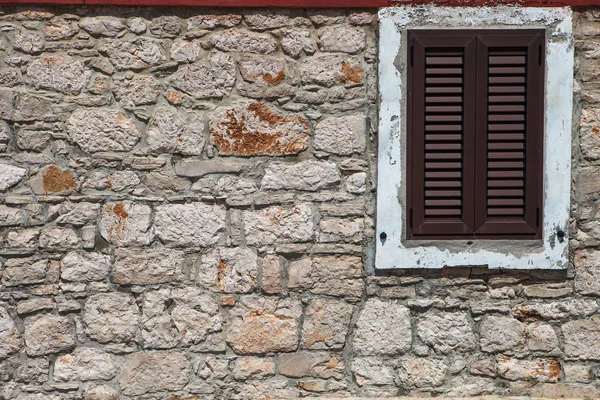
[376,6,574,270]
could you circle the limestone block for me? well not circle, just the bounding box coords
[170,53,235,99]
[398,357,447,388]
[314,114,366,155]
[243,203,314,245]
[300,55,363,87]
[44,17,79,40]
[261,161,340,191]
[54,348,118,382]
[83,292,140,343]
[99,37,166,70]
[353,298,411,356]
[497,357,560,382]
[480,315,525,353]
[301,298,354,350]
[226,297,301,354]
[79,16,125,37]
[29,165,78,195]
[61,251,110,282]
[211,29,277,54]
[198,247,258,293]
[0,163,26,191]
[27,55,88,94]
[99,202,153,246]
[118,351,190,396]
[113,73,161,108]
[318,218,364,243]
[416,310,476,354]
[149,16,181,38]
[562,316,600,359]
[24,314,75,356]
[113,247,185,285]
[1,257,48,286]
[351,358,395,386]
[187,14,242,30]
[210,102,310,156]
[154,203,226,247]
[170,38,201,62]
[66,108,142,153]
[512,299,598,321]
[140,287,221,349]
[527,322,559,352]
[288,256,363,297]
[146,106,206,155]
[318,25,366,54]
[281,28,315,58]
[233,357,276,380]
[0,306,21,360]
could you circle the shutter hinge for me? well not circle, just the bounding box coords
[536,207,540,227]
[409,208,414,229]
[410,46,414,67]
[538,45,542,66]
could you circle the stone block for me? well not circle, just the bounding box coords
[26,55,88,94]
[2,257,48,286]
[301,298,354,350]
[261,160,340,191]
[211,29,277,54]
[61,251,110,282]
[318,25,366,54]
[80,16,125,36]
[83,292,140,343]
[99,202,154,246]
[118,351,190,396]
[480,315,525,353]
[353,298,411,356]
[288,256,363,297]
[351,358,395,386]
[416,310,476,354]
[54,348,118,382]
[198,247,258,293]
[146,106,206,155]
[113,247,185,285]
[210,102,310,156]
[170,53,235,99]
[0,306,21,360]
[398,357,447,388]
[154,203,226,247]
[233,357,276,380]
[278,351,344,379]
[497,357,560,382]
[562,316,600,360]
[24,314,75,356]
[243,203,314,245]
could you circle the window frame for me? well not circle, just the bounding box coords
[375,6,574,270]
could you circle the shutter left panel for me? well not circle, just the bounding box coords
[407,32,477,239]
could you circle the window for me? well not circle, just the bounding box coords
[406,29,544,240]
[376,6,573,270]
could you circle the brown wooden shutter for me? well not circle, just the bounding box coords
[407,31,476,239]
[406,29,544,240]
[474,30,544,239]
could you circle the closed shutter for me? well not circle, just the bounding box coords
[406,30,544,240]
[474,31,544,238]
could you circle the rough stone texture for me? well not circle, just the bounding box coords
[261,160,340,191]
[170,53,236,99]
[60,251,110,282]
[353,298,411,356]
[0,306,21,360]
[0,163,27,191]
[398,357,448,388]
[301,297,354,350]
[480,315,525,353]
[23,315,75,356]
[243,203,314,245]
[210,102,310,156]
[27,55,88,94]
[154,203,226,247]
[0,7,597,399]
[99,37,166,70]
[118,351,190,396]
[53,348,118,382]
[497,357,560,382]
[318,25,366,54]
[198,247,258,293]
[417,311,477,354]
[288,255,363,297]
[99,202,154,246]
[314,114,367,155]
[83,292,140,343]
[66,108,142,153]
[351,358,395,386]
[211,29,277,54]
[146,106,206,155]
[227,297,301,354]
[113,247,185,285]
[562,316,600,360]
[140,287,221,348]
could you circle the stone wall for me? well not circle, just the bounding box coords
[0,5,598,400]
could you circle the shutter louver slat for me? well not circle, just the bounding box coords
[423,48,465,224]
[485,47,528,221]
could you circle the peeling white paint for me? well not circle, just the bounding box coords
[376,6,573,270]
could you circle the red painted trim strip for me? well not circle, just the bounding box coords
[0,0,596,6]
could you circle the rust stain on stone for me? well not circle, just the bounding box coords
[212,103,309,156]
[262,70,285,85]
[43,56,65,67]
[341,61,363,84]
[42,165,77,194]
[216,251,227,292]
[166,91,182,104]
[112,203,129,221]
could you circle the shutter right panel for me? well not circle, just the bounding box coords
[475,31,544,238]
